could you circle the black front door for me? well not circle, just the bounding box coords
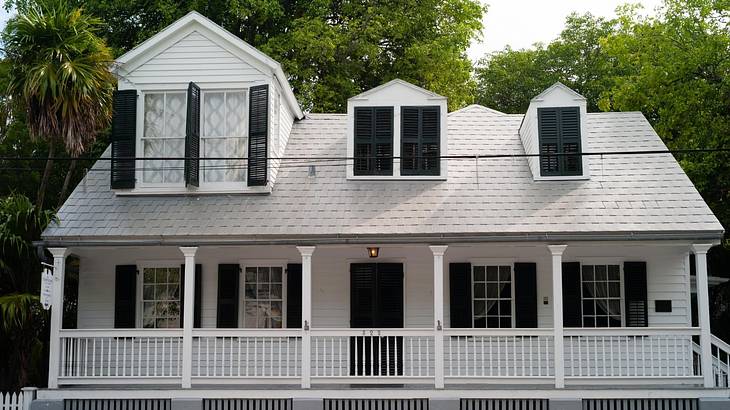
[350,263,404,376]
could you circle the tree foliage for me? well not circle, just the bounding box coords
[50,0,486,112]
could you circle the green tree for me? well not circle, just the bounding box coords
[599,0,730,232]
[3,0,116,209]
[475,12,617,113]
[44,0,486,112]
[0,194,55,389]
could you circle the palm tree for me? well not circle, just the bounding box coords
[3,0,116,210]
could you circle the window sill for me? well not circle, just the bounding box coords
[533,174,590,182]
[114,185,272,196]
[347,175,447,181]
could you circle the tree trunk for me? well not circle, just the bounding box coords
[36,139,55,210]
[57,155,78,208]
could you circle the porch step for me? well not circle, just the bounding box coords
[65,400,171,410]
[204,400,291,410]
[460,399,548,410]
[323,399,428,410]
[582,399,698,410]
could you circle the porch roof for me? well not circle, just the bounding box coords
[42,106,723,245]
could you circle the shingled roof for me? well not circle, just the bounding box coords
[41,106,723,245]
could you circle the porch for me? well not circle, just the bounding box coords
[44,242,730,390]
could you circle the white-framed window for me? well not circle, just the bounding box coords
[241,265,285,328]
[140,266,181,328]
[472,264,514,328]
[141,92,186,185]
[581,264,622,327]
[201,90,248,185]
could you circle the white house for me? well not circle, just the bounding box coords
[35,11,730,410]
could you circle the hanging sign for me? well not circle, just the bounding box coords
[40,263,54,310]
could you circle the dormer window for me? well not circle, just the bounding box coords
[346,79,448,180]
[401,106,440,176]
[354,107,394,176]
[538,107,582,176]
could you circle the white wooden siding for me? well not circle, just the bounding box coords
[123,31,269,87]
[73,243,691,330]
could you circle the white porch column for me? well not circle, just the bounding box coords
[297,246,316,389]
[47,247,69,389]
[548,244,567,389]
[429,245,448,389]
[179,246,198,389]
[692,244,714,387]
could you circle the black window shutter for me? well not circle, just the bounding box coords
[514,262,538,328]
[354,107,393,176]
[114,265,137,328]
[185,82,201,187]
[216,264,240,328]
[110,90,137,189]
[538,107,582,176]
[248,84,269,186]
[179,264,203,328]
[562,262,582,327]
[350,263,377,327]
[559,107,581,174]
[624,261,648,327]
[376,263,404,328]
[286,263,302,328]
[401,106,440,176]
[449,263,472,328]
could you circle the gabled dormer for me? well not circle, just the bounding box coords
[346,79,448,180]
[519,83,590,181]
[110,12,303,195]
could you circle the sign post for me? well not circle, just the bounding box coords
[40,262,54,310]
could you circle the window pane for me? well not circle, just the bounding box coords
[474,283,485,298]
[499,300,511,315]
[500,283,511,298]
[583,300,595,315]
[165,93,186,137]
[486,317,499,328]
[499,317,511,328]
[271,267,283,283]
[474,300,486,317]
[486,301,498,316]
[608,265,620,280]
[486,284,499,298]
[245,284,256,299]
[474,317,486,328]
[486,266,498,282]
[582,265,594,281]
[595,265,607,281]
[258,267,270,282]
[144,94,164,139]
[204,92,225,137]
[473,266,485,282]
[226,91,246,136]
[271,284,282,299]
[245,268,256,283]
[499,266,511,281]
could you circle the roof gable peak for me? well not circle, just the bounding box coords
[531,82,586,102]
[349,79,446,101]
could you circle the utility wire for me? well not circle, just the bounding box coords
[1,147,729,163]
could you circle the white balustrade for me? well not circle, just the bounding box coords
[710,335,730,388]
[443,329,555,378]
[310,329,434,380]
[563,328,700,379]
[191,329,302,379]
[58,329,183,381]
[56,326,719,387]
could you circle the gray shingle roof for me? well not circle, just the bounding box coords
[42,106,723,244]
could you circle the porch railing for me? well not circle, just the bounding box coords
[59,329,183,381]
[443,329,554,379]
[563,328,700,379]
[57,327,720,387]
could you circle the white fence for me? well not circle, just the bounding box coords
[443,329,554,379]
[564,328,698,378]
[0,389,36,410]
[56,327,730,387]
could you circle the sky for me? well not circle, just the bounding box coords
[467,0,663,60]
